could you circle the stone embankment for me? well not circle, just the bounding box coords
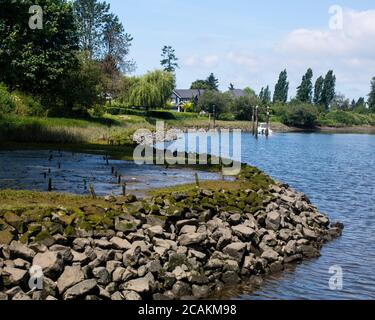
[0,167,343,300]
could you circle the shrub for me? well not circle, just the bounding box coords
[181,102,194,113]
[218,113,236,121]
[0,83,15,114]
[11,91,45,116]
[279,103,319,128]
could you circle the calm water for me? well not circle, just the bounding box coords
[166,132,375,300]
[0,150,221,197]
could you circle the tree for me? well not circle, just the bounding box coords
[331,93,350,111]
[102,13,134,73]
[190,80,211,90]
[296,68,313,103]
[313,76,324,105]
[160,46,179,73]
[73,0,110,59]
[128,70,175,109]
[232,95,260,120]
[280,103,319,128]
[273,70,289,103]
[198,91,231,116]
[320,70,336,110]
[368,77,375,113]
[243,87,257,97]
[206,73,219,91]
[259,86,271,104]
[0,0,79,97]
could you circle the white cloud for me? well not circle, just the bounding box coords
[280,8,375,58]
[184,54,219,68]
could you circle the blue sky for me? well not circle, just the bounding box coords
[109,0,375,100]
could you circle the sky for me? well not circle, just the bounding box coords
[108,0,375,100]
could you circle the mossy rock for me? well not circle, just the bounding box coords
[4,212,24,233]
[34,230,55,246]
[126,201,145,214]
[0,230,14,245]
[56,214,75,226]
[64,225,77,237]
[115,220,136,233]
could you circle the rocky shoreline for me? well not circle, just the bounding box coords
[0,166,343,301]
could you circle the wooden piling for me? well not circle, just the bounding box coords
[89,183,96,199]
[118,174,122,184]
[122,182,127,196]
[111,166,114,174]
[195,173,200,189]
[266,106,270,138]
[255,105,259,139]
[252,106,256,136]
[48,178,52,192]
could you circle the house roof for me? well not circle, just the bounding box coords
[229,89,246,98]
[173,89,205,99]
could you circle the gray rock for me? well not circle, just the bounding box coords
[12,292,32,300]
[112,267,126,282]
[172,281,192,298]
[232,225,256,241]
[228,214,242,225]
[50,245,73,263]
[261,249,279,262]
[123,277,150,293]
[13,258,30,269]
[94,239,113,249]
[303,228,318,240]
[284,240,297,256]
[106,260,123,274]
[3,267,28,287]
[279,229,293,241]
[63,279,98,300]
[223,243,247,262]
[110,237,131,250]
[33,251,64,279]
[222,271,240,284]
[73,238,91,252]
[146,260,162,273]
[146,225,163,237]
[0,293,8,300]
[178,233,206,246]
[180,225,197,235]
[72,250,90,265]
[57,266,85,294]
[111,292,124,300]
[122,290,142,301]
[93,267,111,285]
[9,241,36,261]
[192,285,210,299]
[266,212,281,231]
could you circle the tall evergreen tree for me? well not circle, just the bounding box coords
[206,73,219,91]
[368,77,375,113]
[273,69,289,103]
[263,86,271,104]
[73,0,110,59]
[313,76,324,105]
[160,46,179,73]
[296,68,313,103]
[320,70,336,110]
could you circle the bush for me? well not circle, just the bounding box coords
[11,91,45,116]
[319,111,375,127]
[181,102,194,113]
[0,83,15,114]
[279,104,319,128]
[218,113,236,121]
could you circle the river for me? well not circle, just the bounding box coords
[165,131,375,300]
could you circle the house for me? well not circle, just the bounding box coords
[228,88,246,98]
[170,89,205,112]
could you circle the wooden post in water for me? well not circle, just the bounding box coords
[48,178,52,192]
[122,182,127,196]
[58,162,61,169]
[251,106,256,136]
[195,173,200,189]
[266,106,270,138]
[111,166,114,174]
[118,174,122,184]
[255,105,259,139]
[89,183,96,199]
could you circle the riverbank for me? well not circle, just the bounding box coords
[0,164,343,301]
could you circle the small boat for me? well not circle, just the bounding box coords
[258,123,273,135]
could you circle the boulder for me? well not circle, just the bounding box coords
[231,225,256,241]
[266,212,281,231]
[122,290,142,301]
[284,240,297,256]
[122,277,150,294]
[146,225,163,238]
[223,243,247,262]
[3,267,28,287]
[180,225,197,235]
[4,212,24,232]
[33,251,64,279]
[178,233,206,246]
[9,241,36,261]
[57,266,85,294]
[261,249,279,262]
[63,279,98,300]
[0,230,14,245]
[303,228,318,240]
[110,237,131,250]
[93,267,111,285]
[192,285,210,299]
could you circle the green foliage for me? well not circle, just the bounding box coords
[273,70,289,103]
[206,73,219,91]
[296,68,313,103]
[181,102,194,113]
[190,80,211,90]
[276,103,319,128]
[319,111,375,127]
[320,70,336,110]
[259,86,271,104]
[232,95,260,120]
[313,76,324,105]
[198,91,232,116]
[0,0,79,95]
[0,83,15,115]
[368,77,375,113]
[161,46,179,72]
[11,91,44,116]
[127,70,175,109]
